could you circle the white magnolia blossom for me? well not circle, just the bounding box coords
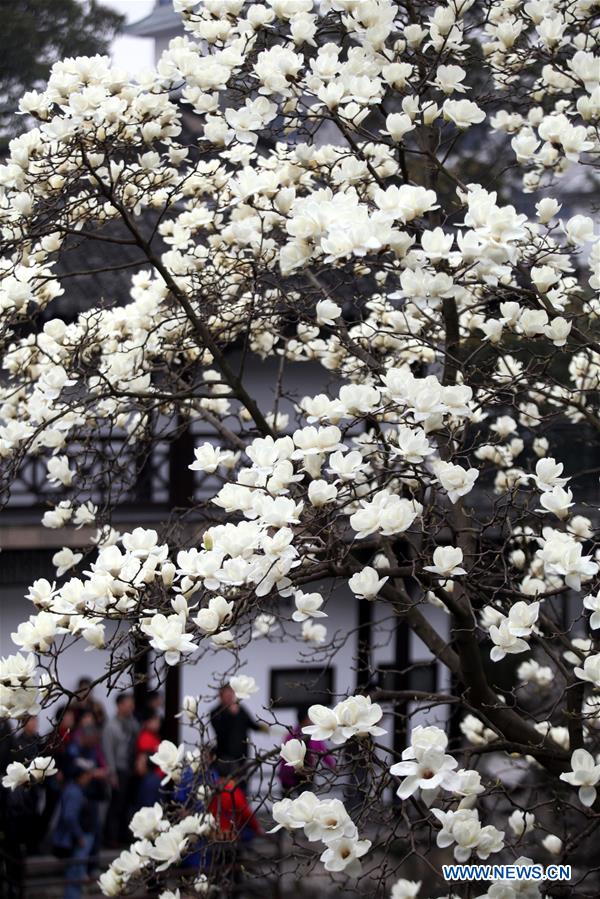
[303,696,386,745]
[488,602,540,662]
[2,756,58,790]
[390,726,458,801]
[280,738,307,771]
[584,591,600,629]
[301,620,328,644]
[507,810,535,837]
[52,546,83,577]
[271,790,371,873]
[542,834,563,856]
[228,674,259,700]
[319,836,371,876]
[140,614,198,666]
[130,804,169,841]
[348,566,389,600]
[292,590,327,622]
[315,299,341,326]
[391,880,422,899]
[574,654,600,688]
[434,462,479,503]
[424,546,466,578]
[189,443,236,473]
[149,741,185,785]
[559,749,600,807]
[517,660,553,689]
[390,746,458,801]
[432,807,505,862]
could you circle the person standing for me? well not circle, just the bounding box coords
[39,706,77,849]
[173,745,220,871]
[277,707,336,795]
[133,711,163,810]
[209,769,263,840]
[65,723,108,870]
[71,678,106,729]
[52,758,98,899]
[209,686,267,784]
[102,693,139,846]
[135,689,164,725]
[0,721,23,899]
[12,714,41,765]
[9,716,45,854]
[208,766,264,893]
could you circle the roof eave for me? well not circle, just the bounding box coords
[125,9,181,38]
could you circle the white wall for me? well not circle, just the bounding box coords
[1,576,450,770]
[179,583,359,752]
[0,581,359,735]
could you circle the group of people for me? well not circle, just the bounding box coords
[0,681,337,898]
[0,679,165,898]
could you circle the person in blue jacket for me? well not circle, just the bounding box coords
[174,746,220,870]
[52,757,98,899]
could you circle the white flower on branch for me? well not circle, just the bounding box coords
[292,591,327,622]
[140,614,197,666]
[424,546,466,578]
[348,566,388,600]
[559,749,600,807]
[280,739,307,771]
[319,836,371,876]
[228,675,259,700]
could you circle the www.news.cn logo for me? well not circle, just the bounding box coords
[442,864,571,882]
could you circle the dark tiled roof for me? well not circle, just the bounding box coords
[50,219,155,320]
[126,3,181,38]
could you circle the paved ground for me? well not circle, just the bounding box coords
[6,828,430,898]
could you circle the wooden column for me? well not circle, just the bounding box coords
[163,424,196,742]
[393,617,411,757]
[356,595,373,692]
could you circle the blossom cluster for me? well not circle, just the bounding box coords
[99,802,215,895]
[271,791,371,876]
[303,695,386,744]
[391,727,503,864]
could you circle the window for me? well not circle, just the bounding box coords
[0,550,55,585]
[270,667,335,709]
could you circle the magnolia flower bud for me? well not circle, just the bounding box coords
[280,738,306,770]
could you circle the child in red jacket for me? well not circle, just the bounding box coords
[134,712,163,808]
[209,774,263,841]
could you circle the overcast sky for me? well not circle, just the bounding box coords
[100,0,156,74]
